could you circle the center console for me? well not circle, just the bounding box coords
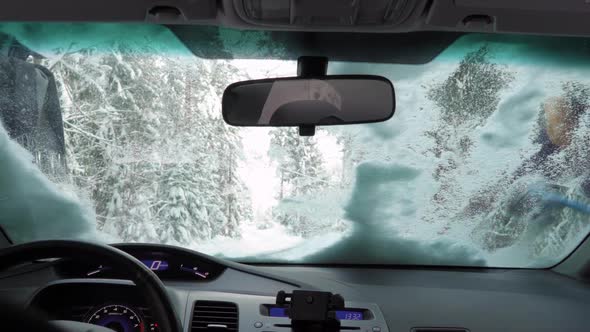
[184,291,389,332]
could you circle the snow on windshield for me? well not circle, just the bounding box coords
[1,25,590,267]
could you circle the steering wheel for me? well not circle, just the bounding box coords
[0,240,182,332]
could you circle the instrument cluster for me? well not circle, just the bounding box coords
[86,304,159,332]
[56,244,226,281]
[31,245,231,331]
[29,283,160,332]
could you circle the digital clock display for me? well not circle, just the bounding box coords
[268,307,364,320]
[335,311,363,320]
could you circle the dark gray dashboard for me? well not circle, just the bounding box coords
[1,244,589,332]
[258,266,590,332]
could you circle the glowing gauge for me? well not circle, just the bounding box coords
[86,304,144,332]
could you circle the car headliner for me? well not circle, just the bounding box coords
[0,0,589,37]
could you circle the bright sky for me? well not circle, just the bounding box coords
[238,127,343,221]
[232,59,344,221]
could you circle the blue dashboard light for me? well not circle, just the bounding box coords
[140,259,169,271]
[335,310,363,320]
[269,307,288,317]
[268,307,363,320]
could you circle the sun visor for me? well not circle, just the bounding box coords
[170,26,462,64]
[426,0,590,37]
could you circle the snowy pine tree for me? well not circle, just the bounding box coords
[269,128,330,236]
[212,122,252,237]
[51,43,252,244]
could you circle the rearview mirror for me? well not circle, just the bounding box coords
[222,75,395,128]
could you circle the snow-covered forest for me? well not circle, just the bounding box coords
[3,24,590,267]
[52,50,252,244]
[44,43,347,247]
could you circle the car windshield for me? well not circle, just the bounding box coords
[1,23,590,268]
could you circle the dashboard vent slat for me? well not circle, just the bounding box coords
[192,301,239,332]
[194,310,238,315]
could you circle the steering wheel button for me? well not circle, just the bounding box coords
[254,322,263,328]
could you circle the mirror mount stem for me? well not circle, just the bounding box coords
[298,125,316,137]
[296,56,328,136]
[297,56,328,77]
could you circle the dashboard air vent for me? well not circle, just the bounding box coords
[192,301,239,331]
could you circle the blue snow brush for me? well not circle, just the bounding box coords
[541,192,590,214]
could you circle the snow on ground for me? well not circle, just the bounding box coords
[190,222,304,258]
[191,221,348,262]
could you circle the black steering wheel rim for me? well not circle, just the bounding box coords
[0,240,182,332]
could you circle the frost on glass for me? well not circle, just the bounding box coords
[0,24,589,267]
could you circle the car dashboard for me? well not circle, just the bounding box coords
[1,243,590,332]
